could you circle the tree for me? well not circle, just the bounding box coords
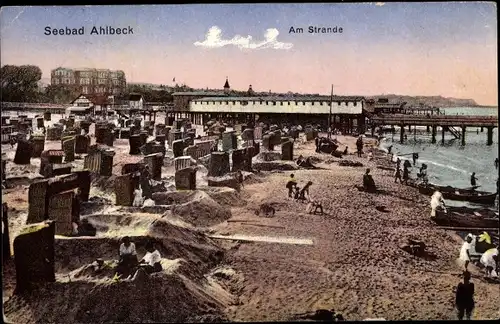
[45,84,81,104]
[1,65,42,102]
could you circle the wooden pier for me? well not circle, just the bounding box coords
[370,114,498,145]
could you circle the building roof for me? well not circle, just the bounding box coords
[129,94,143,101]
[70,94,111,105]
[172,91,228,96]
[192,95,365,102]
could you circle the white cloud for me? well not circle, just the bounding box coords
[194,26,293,50]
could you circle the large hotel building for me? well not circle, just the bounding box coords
[50,67,127,95]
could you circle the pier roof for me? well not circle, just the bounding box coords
[193,95,365,102]
[172,91,227,96]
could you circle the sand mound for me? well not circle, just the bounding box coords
[4,271,229,323]
[241,172,265,185]
[81,213,161,236]
[204,187,245,207]
[169,191,232,227]
[253,161,299,171]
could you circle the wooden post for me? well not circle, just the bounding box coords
[461,126,466,146]
[371,125,375,137]
[487,127,494,146]
[413,125,417,140]
[408,125,411,132]
[400,124,405,144]
[441,126,446,144]
[426,126,430,133]
[481,126,484,132]
[431,125,437,144]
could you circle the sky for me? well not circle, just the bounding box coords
[0,3,497,105]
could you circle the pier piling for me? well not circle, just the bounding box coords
[400,124,405,144]
[431,126,437,144]
[441,126,445,145]
[487,127,493,146]
[461,126,466,146]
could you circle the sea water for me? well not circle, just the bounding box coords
[378,107,499,208]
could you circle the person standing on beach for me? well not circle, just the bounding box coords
[286,174,298,198]
[412,153,418,166]
[387,145,393,154]
[394,166,402,183]
[356,136,363,157]
[315,136,321,153]
[470,173,478,188]
[459,234,473,271]
[402,164,410,185]
[455,271,475,320]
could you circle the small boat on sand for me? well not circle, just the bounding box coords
[418,183,497,205]
[434,206,499,228]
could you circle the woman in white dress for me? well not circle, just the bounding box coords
[459,234,474,271]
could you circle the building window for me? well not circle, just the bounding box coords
[280,102,283,106]
[82,86,89,94]
[338,101,341,105]
[312,102,315,106]
[273,102,276,106]
[354,102,357,106]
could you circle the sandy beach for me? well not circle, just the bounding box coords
[2,132,499,322]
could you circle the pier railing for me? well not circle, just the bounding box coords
[370,114,497,145]
[370,114,498,127]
